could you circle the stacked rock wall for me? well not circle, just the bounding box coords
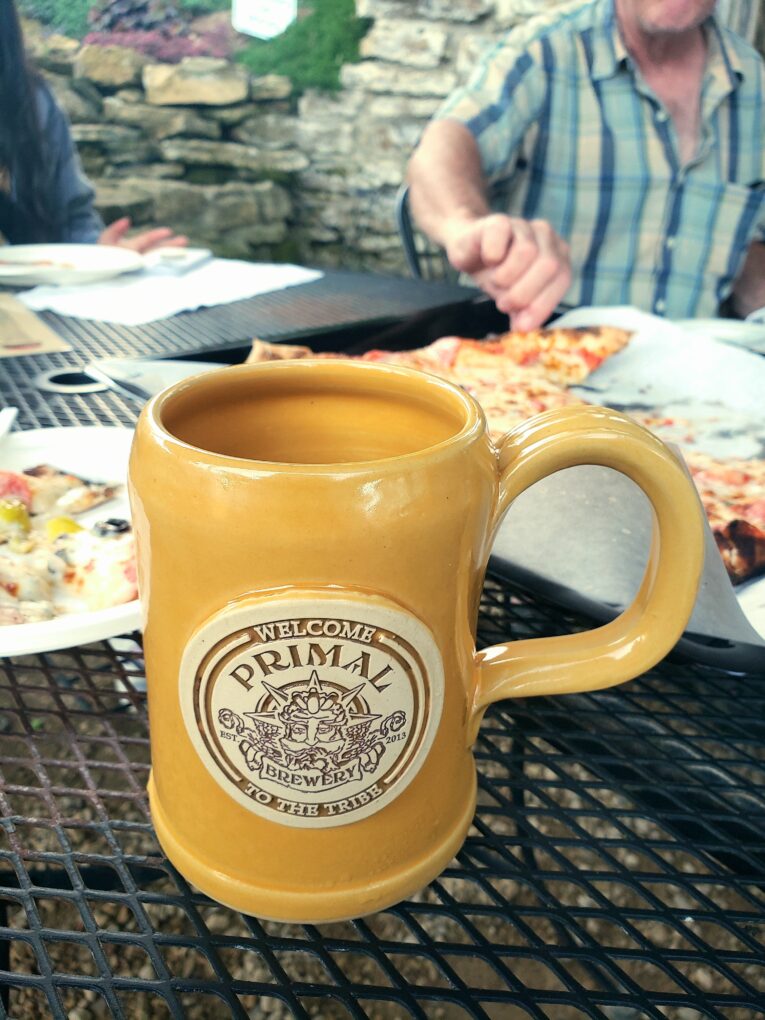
[28,0,763,275]
[34,37,302,262]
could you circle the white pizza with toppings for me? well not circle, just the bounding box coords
[0,461,137,627]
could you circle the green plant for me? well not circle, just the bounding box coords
[19,0,94,37]
[237,0,371,94]
[176,0,230,11]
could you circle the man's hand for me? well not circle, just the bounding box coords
[407,121,570,328]
[444,213,571,331]
[98,217,188,254]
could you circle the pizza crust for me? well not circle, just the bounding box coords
[714,521,765,585]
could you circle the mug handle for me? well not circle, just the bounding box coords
[468,404,705,743]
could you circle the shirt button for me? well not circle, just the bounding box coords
[657,109,669,123]
[666,236,676,250]
[655,298,666,313]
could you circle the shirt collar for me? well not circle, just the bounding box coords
[589,0,744,89]
[705,15,744,91]
[589,0,628,81]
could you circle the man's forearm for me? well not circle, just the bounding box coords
[406,117,572,330]
[406,119,492,248]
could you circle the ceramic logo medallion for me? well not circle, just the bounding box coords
[179,593,445,827]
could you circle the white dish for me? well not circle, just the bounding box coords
[0,426,141,656]
[0,244,144,287]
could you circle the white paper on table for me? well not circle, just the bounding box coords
[737,579,765,642]
[555,306,765,449]
[550,305,765,644]
[18,260,323,326]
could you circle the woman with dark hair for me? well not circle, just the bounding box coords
[0,0,184,251]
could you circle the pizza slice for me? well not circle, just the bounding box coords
[246,339,315,363]
[1,465,121,519]
[713,521,765,586]
[410,343,584,438]
[22,465,120,516]
[0,516,138,624]
[0,545,57,614]
[683,451,765,584]
[360,336,468,374]
[55,522,138,612]
[0,470,34,509]
[358,326,632,388]
[0,455,135,625]
[243,324,633,389]
[487,324,633,386]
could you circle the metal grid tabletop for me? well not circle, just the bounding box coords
[0,577,764,1019]
[2,297,765,1018]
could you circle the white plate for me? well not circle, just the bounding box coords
[0,244,144,287]
[0,427,141,656]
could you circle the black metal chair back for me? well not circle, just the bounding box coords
[395,183,459,282]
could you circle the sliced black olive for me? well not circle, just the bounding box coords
[93,518,132,537]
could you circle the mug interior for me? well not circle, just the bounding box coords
[158,361,477,466]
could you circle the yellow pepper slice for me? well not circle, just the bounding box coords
[0,498,31,534]
[45,516,84,541]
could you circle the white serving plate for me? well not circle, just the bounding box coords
[0,244,144,287]
[0,426,141,656]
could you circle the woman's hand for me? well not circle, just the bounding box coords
[98,217,188,253]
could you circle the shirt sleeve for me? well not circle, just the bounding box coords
[37,84,104,244]
[434,32,548,187]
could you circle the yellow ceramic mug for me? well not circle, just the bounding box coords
[129,359,704,923]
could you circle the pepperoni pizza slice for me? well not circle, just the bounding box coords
[683,451,765,584]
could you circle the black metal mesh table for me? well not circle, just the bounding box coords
[3,269,480,432]
[1,580,764,1020]
[2,306,765,1019]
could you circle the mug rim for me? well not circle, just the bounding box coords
[146,358,488,473]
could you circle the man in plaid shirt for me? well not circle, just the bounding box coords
[407,0,765,329]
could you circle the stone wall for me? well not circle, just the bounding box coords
[27,0,764,275]
[29,32,303,263]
